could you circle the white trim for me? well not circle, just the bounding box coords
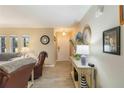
[22,35,30,37]
[0,35,6,37]
[44,64,55,67]
[56,60,70,62]
[9,35,18,37]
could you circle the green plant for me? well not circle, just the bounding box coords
[73,54,81,60]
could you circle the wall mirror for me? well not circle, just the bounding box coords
[82,25,91,45]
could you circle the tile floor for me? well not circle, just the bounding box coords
[32,61,74,88]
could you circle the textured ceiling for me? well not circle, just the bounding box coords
[0,5,91,28]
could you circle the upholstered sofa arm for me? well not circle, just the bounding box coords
[0,69,9,87]
[0,57,36,88]
[0,57,36,74]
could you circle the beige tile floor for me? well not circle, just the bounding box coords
[32,61,74,88]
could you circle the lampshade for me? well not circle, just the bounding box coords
[76,45,89,55]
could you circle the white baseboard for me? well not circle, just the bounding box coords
[56,60,70,62]
[44,64,55,67]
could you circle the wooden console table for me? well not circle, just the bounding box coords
[70,57,95,88]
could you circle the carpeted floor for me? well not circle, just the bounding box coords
[32,61,74,88]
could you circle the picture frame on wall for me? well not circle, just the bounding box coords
[103,26,120,55]
[119,5,124,25]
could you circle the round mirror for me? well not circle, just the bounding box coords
[82,25,91,45]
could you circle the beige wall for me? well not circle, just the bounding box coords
[0,28,56,65]
[79,5,124,87]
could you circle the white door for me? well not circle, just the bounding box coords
[56,32,70,61]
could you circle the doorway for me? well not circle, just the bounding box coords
[55,32,70,61]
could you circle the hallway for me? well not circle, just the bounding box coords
[32,61,74,88]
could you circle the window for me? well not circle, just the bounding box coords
[10,36,18,53]
[0,36,6,53]
[22,36,30,47]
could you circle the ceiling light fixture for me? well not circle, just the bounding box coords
[62,32,66,36]
[95,5,104,18]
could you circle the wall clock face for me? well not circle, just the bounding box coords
[40,35,50,45]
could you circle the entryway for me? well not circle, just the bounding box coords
[55,31,70,62]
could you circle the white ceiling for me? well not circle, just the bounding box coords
[0,5,91,28]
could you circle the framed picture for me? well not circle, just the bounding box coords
[103,26,120,55]
[119,5,124,25]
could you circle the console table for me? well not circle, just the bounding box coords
[70,57,95,88]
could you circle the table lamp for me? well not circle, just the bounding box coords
[21,47,30,57]
[76,45,89,65]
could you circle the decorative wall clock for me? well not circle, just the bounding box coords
[40,35,50,45]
